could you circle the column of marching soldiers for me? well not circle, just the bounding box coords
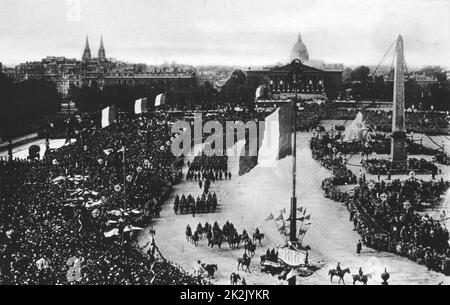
[173,153,231,215]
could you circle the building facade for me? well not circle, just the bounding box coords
[247,33,343,101]
[13,36,198,97]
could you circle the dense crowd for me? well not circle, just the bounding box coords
[311,133,357,186]
[0,113,204,285]
[324,179,450,274]
[312,131,450,275]
[362,109,449,135]
[363,158,438,175]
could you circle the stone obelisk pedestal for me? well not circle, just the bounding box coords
[391,35,407,168]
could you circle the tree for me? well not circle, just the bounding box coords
[222,70,247,106]
[0,74,61,139]
[350,66,371,83]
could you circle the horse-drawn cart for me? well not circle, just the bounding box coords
[260,259,284,275]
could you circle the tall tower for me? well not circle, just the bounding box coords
[98,35,106,60]
[391,35,407,163]
[82,35,92,61]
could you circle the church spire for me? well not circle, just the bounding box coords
[82,35,92,61]
[98,35,106,60]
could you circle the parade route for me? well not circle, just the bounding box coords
[138,132,450,285]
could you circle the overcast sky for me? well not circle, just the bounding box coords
[0,0,449,68]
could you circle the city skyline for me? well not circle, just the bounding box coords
[1,0,449,68]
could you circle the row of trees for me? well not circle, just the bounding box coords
[342,65,450,110]
[69,70,261,113]
[0,73,61,139]
[69,81,220,113]
[221,70,262,110]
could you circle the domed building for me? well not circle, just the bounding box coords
[246,32,343,103]
[290,33,309,63]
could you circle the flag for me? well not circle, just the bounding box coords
[280,208,286,214]
[155,93,166,107]
[134,98,149,114]
[299,222,312,235]
[124,225,144,232]
[238,103,294,175]
[104,228,119,238]
[255,85,265,99]
[304,214,311,221]
[275,213,284,221]
[101,106,116,128]
[265,213,274,221]
[297,207,303,213]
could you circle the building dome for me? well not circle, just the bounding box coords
[290,33,309,63]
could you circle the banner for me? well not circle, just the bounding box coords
[238,103,293,175]
[277,247,307,267]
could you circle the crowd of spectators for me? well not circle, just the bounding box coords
[324,179,450,274]
[312,131,450,275]
[362,158,438,175]
[311,133,357,186]
[362,109,449,136]
[0,113,204,285]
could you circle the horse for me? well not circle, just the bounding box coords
[191,232,199,246]
[230,272,241,285]
[228,234,241,250]
[185,229,192,243]
[203,264,218,279]
[244,241,256,257]
[208,236,224,250]
[352,273,371,285]
[252,232,265,246]
[237,256,251,273]
[328,267,351,285]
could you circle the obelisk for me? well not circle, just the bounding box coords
[391,35,407,163]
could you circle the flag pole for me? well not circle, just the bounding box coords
[288,66,298,286]
[121,145,129,269]
[123,145,127,211]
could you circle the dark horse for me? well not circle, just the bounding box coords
[237,256,251,273]
[203,264,218,279]
[228,234,241,250]
[352,273,371,285]
[230,272,241,285]
[191,232,199,246]
[208,236,224,250]
[328,267,350,285]
[252,232,264,246]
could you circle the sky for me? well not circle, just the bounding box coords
[0,0,449,68]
